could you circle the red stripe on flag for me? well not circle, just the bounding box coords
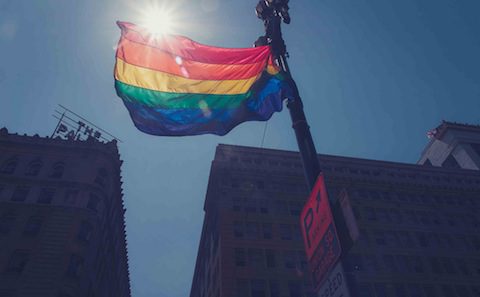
[117,21,272,65]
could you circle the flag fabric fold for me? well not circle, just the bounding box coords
[114,21,292,136]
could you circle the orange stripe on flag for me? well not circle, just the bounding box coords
[117,38,267,80]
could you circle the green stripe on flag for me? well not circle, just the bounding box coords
[115,80,251,109]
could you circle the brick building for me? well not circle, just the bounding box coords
[190,122,480,297]
[0,128,130,297]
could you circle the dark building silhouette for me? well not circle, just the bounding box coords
[190,122,480,297]
[0,128,130,297]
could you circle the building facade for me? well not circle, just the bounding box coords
[190,124,480,297]
[0,128,130,297]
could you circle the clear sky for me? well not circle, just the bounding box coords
[1,0,479,296]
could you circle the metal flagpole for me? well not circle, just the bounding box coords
[254,0,320,191]
[254,1,353,296]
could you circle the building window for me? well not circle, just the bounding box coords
[232,196,243,212]
[364,255,379,272]
[374,230,386,246]
[25,159,42,176]
[365,207,377,221]
[11,186,30,202]
[289,201,302,216]
[233,221,244,238]
[383,255,397,273]
[262,223,272,239]
[398,231,415,248]
[246,222,259,239]
[77,221,93,243]
[37,188,55,204]
[231,180,240,188]
[292,226,302,241]
[404,210,418,224]
[394,284,407,297]
[429,257,443,274]
[265,249,276,268]
[389,209,403,223]
[87,193,100,211]
[94,168,108,187]
[358,229,370,247]
[415,232,429,248]
[297,251,307,270]
[23,216,43,237]
[269,281,280,297]
[50,162,65,178]
[377,209,391,222]
[407,284,423,297]
[455,285,470,297]
[66,254,84,277]
[259,199,269,214]
[385,231,401,246]
[256,180,265,189]
[441,285,456,297]
[444,234,455,248]
[457,259,470,275]
[1,156,18,174]
[283,251,295,269]
[409,256,423,273]
[0,213,16,235]
[279,224,292,240]
[422,285,437,297]
[457,234,472,251]
[248,249,264,268]
[234,248,246,267]
[417,211,430,226]
[6,250,29,274]
[396,255,409,273]
[431,213,442,225]
[245,198,256,213]
[274,200,288,215]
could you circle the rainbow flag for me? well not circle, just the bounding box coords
[114,21,292,136]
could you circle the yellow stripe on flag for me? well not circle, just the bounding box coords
[115,58,260,95]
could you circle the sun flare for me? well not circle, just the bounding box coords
[139,3,175,37]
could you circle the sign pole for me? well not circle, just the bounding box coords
[254,1,352,295]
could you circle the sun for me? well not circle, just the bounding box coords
[139,3,175,37]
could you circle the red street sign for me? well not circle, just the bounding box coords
[300,173,341,290]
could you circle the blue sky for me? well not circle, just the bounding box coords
[1,0,479,296]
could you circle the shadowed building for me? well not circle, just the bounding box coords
[0,128,130,297]
[190,123,480,297]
